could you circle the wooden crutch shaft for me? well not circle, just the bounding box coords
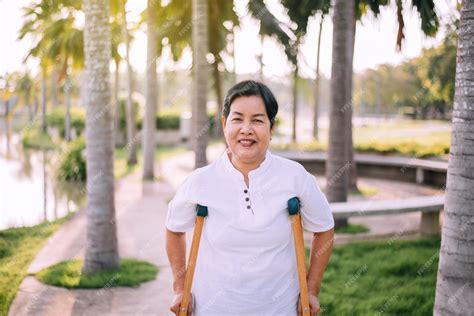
[179,207,207,316]
[291,213,311,316]
[288,197,310,316]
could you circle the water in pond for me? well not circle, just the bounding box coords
[0,132,84,230]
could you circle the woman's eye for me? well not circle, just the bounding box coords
[232,118,242,122]
[253,119,263,123]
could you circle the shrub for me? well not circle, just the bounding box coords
[270,138,449,158]
[156,114,180,130]
[46,107,86,138]
[118,99,141,130]
[355,139,449,158]
[56,137,86,181]
[21,127,56,150]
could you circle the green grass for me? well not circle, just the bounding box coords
[335,223,370,234]
[350,185,379,197]
[271,136,449,158]
[271,120,451,158]
[0,217,70,315]
[316,236,440,315]
[21,127,56,150]
[114,144,187,179]
[36,258,158,289]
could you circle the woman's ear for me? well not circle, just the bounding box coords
[270,120,277,135]
[220,115,226,129]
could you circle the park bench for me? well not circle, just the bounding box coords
[330,195,444,235]
[273,150,448,186]
[272,150,447,236]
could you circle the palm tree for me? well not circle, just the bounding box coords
[326,0,440,208]
[110,0,125,145]
[82,0,120,273]
[51,67,59,108]
[230,25,238,85]
[43,16,84,141]
[326,0,354,221]
[434,1,474,313]
[282,0,331,143]
[40,66,47,133]
[19,0,83,137]
[1,74,14,155]
[152,0,238,141]
[155,0,232,166]
[142,0,159,180]
[19,1,56,133]
[16,72,34,121]
[312,14,324,140]
[209,2,239,138]
[192,0,209,168]
[349,0,440,190]
[247,0,291,83]
[248,0,329,143]
[122,0,138,166]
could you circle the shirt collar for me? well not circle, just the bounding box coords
[222,148,273,181]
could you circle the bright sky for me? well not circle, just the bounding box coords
[0,0,459,79]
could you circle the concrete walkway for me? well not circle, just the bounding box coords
[8,145,226,316]
[8,144,440,315]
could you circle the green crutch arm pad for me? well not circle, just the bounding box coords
[287,197,301,216]
[196,204,208,217]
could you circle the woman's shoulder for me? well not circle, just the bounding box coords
[181,159,219,185]
[270,151,308,177]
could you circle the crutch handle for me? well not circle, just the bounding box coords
[288,197,311,316]
[179,204,208,316]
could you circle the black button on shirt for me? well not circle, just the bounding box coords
[247,205,251,209]
[245,197,249,201]
[244,189,248,194]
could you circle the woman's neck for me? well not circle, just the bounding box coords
[228,151,266,179]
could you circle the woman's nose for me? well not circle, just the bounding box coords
[240,121,253,134]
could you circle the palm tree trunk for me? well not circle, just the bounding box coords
[192,0,209,169]
[213,59,223,138]
[64,64,72,142]
[312,16,324,141]
[143,0,157,180]
[326,0,354,217]
[259,34,264,82]
[292,63,298,143]
[347,17,358,192]
[51,68,59,107]
[5,97,11,156]
[123,0,137,166]
[114,60,120,146]
[24,89,33,121]
[41,70,47,133]
[434,2,474,313]
[231,27,237,85]
[33,96,39,115]
[82,0,120,274]
[42,150,47,221]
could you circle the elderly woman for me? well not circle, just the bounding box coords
[166,80,334,316]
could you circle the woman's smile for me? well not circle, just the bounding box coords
[238,138,257,148]
[221,95,275,171]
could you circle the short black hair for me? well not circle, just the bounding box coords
[222,80,278,129]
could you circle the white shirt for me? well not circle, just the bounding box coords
[166,149,334,316]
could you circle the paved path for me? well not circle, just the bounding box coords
[9,145,227,316]
[8,144,440,315]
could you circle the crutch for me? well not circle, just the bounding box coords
[288,197,311,316]
[179,204,208,316]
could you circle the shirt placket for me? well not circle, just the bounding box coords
[242,187,254,215]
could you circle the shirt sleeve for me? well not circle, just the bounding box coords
[166,176,197,233]
[299,172,334,232]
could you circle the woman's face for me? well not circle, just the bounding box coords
[221,95,275,164]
